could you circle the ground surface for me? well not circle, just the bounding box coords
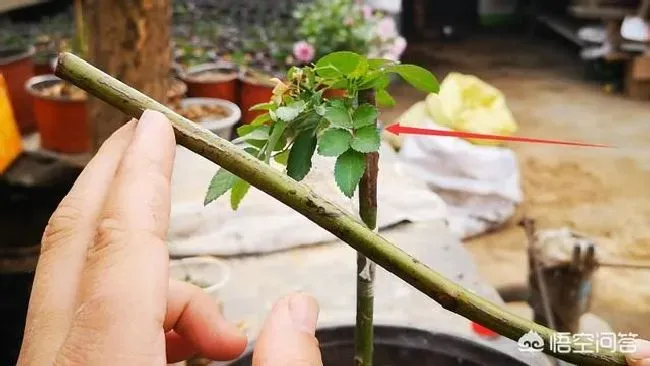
[382,34,650,338]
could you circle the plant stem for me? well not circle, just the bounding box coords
[354,90,378,366]
[55,52,626,366]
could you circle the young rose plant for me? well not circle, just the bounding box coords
[204,51,438,208]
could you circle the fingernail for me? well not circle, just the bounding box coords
[288,292,319,335]
[137,109,165,137]
[628,339,650,364]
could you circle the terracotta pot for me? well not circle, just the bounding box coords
[26,75,90,153]
[181,63,239,103]
[0,46,36,134]
[240,75,274,124]
[324,88,347,99]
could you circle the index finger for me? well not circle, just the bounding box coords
[59,110,176,364]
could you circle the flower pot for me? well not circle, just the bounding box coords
[174,97,241,140]
[181,63,239,103]
[226,325,528,366]
[25,75,90,153]
[169,256,231,297]
[239,74,274,124]
[0,46,36,134]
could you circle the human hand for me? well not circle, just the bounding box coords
[627,339,650,366]
[18,110,323,365]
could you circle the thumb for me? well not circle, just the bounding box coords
[252,292,322,366]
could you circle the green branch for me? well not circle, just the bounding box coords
[54,52,627,366]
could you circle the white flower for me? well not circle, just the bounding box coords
[375,17,398,41]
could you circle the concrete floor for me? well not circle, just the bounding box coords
[382,34,650,337]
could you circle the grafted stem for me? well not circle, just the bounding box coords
[354,89,378,366]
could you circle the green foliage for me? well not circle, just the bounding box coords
[203,51,439,209]
[287,129,318,181]
[351,126,380,153]
[204,169,238,205]
[335,149,366,198]
[318,128,352,157]
[230,178,251,210]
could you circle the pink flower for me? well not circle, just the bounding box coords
[293,41,315,63]
[376,17,397,41]
[389,36,407,59]
[361,5,373,20]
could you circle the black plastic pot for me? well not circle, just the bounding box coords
[226,325,528,366]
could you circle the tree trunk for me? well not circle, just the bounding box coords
[84,0,171,151]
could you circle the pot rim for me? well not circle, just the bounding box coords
[178,97,241,130]
[25,74,88,102]
[168,76,188,96]
[169,256,231,295]
[0,45,35,66]
[181,62,238,83]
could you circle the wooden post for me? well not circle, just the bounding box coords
[84,0,171,151]
[521,219,598,333]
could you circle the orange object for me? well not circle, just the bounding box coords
[181,64,239,103]
[27,75,90,153]
[0,74,23,174]
[240,77,274,124]
[471,322,499,339]
[324,88,347,99]
[0,47,36,134]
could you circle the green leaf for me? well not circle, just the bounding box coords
[376,89,396,107]
[264,121,287,162]
[249,102,276,111]
[322,100,352,128]
[368,58,396,69]
[351,57,369,77]
[315,51,362,78]
[274,149,289,165]
[334,149,366,198]
[275,100,307,122]
[204,169,238,206]
[250,113,271,126]
[351,126,381,153]
[388,64,439,93]
[233,125,270,146]
[352,104,378,128]
[287,129,317,181]
[317,128,352,157]
[230,178,251,210]
[358,71,387,90]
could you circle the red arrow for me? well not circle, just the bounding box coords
[385,123,612,148]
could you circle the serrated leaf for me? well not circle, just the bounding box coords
[388,64,439,93]
[249,102,275,111]
[351,126,381,153]
[317,128,352,157]
[274,149,289,165]
[204,169,238,206]
[352,104,378,128]
[275,100,306,122]
[287,129,317,181]
[334,149,366,198]
[230,178,251,210]
[315,51,362,78]
[322,100,352,128]
[376,89,396,107]
[250,113,271,126]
